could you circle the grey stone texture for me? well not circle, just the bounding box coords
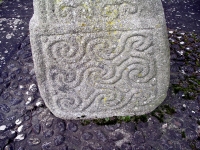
[29,0,170,119]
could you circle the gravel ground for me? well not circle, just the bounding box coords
[0,0,200,150]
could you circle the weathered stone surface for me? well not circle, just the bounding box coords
[29,0,170,119]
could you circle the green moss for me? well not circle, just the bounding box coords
[172,81,198,100]
[162,105,176,115]
[181,131,186,138]
[80,114,149,126]
[0,0,3,4]
[197,120,200,125]
[151,109,164,123]
[135,115,148,122]
[93,116,119,125]
[190,141,197,150]
[81,104,175,125]
[81,120,91,126]
[117,116,131,123]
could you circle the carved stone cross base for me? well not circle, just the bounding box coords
[29,0,170,119]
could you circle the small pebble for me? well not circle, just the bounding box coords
[68,122,78,132]
[32,124,41,134]
[177,36,182,40]
[17,125,23,132]
[15,118,23,125]
[0,125,6,131]
[82,132,93,141]
[19,85,24,89]
[29,84,37,92]
[46,118,54,128]
[14,134,25,142]
[54,135,65,146]
[36,101,43,107]
[28,138,41,146]
[44,130,54,138]
[177,50,184,55]
[180,32,185,35]
[26,97,34,105]
[162,123,168,129]
[181,70,186,74]
[0,104,10,113]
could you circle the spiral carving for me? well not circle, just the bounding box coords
[42,29,157,113]
[48,37,84,64]
[123,56,156,83]
[122,31,153,52]
[53,1,138,22]
[96,89,123,108]
[48,66,83,90]
[85,33,123,61]
[55,91,82,111]
[119,3,138,17]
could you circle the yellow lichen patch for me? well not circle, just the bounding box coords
[83,3,89,9]
[113,31,118,35]
[107,20,115,26]
[60,5,67,11]
[81,23,86,27]
[103,97,107,103]
[83,2,92,13]
[98,57,103,62]
[55,0,61,4]
[156,24,161,28]
[103,5,119,19]
[138,73,143,77]
[106,20,116,34]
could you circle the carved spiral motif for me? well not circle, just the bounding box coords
[123,32,153,52]
[81,89,124,111]
[95,89,123,108]
[53,2,138,21]
[55,91,82,111]
[119,3,138,17]
[48,37,84,64]
[49,67,83,89]
[123,56,156,83]
[43,29,157,113]
[86,37,122,61]
[82,31,155,88]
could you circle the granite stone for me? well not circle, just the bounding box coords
[29,0,170,119]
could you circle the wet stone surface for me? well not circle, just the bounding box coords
[0,0,33,72]
[0,30,199,149]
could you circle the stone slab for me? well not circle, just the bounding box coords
[29,0,170,120]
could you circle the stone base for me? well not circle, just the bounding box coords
[29,0,170,119]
